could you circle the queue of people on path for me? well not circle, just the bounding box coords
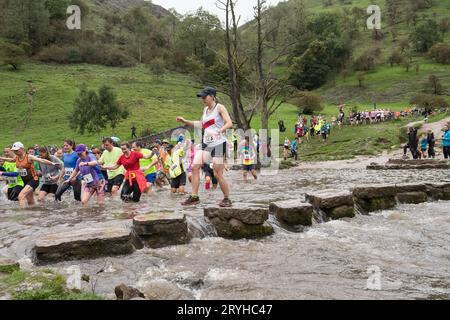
[343,105,443,126]
[0,87,262,207]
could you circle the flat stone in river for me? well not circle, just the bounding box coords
[204,205,269,225]
[34,224,141,264]
[305,190,354,209]
[133,212,189,248]
[269,200,313,226]
[204,205,273,239]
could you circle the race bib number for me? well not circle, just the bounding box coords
[6,177,18,185]
[83,173,94,184]
[204,128,221,144]
[244,153,251,161]
[18,169,28,177]
[171,163,178,172]
[65,168,74,177]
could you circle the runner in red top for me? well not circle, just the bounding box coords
[105,142,154,202]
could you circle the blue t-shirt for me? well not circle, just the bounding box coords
[443,130,450,147]
[420,138,428,150]
[291,140,298,152]
[63,152,80,180]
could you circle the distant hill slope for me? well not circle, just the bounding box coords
[250,0,450,104]
[93,0,172,18]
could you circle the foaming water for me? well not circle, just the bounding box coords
[0,166,449,299]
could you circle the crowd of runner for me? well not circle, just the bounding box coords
[0,87,261,207]
[1,89,449,207]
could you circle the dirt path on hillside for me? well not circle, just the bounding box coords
[420,116,450,137]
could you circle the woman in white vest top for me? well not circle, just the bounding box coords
[176,87,233,207]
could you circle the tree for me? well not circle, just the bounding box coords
[216,0,256,130]
[357,72,365,88]
[149,58,166,80]
[428,75,443,95]
[428,43,450,64]
[0,42,26,70]
[439,18,450,34]
[174,8,223,67]
[0,0,50,53]
[45,0,70,20]
[253,0,295,131]
[411,94,449,110]
[409,19,443,53]
[399,39,410,54]
[353,50,377,71]
[69,84,129,135]
[123,6,155,63]
[290,91,323,115]
[402,59,412,72]
[289,38,350,90]
[387,51,404,67]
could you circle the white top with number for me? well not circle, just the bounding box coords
[202,104,226,148]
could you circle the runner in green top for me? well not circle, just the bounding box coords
[166,144,186,194]
[0,147,24,201]
[132,142,158,194]
[98,137,125,197]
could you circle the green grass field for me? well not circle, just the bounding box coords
[0,62,205,148]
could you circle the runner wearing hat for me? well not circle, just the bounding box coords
[64,144,106,205]
[176,86,233,207]
[0,146,24,201]
[0,142,58,206]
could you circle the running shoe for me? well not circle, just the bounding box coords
[181,195,200,206]
[219,198,232,207]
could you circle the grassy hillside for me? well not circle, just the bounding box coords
[272,0,450,103]
[0,63,203,147]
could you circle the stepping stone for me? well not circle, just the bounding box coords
[204,205,269,225]
[394,183,427,194]
[353,184,397,199]
[204,206,273,239]
[269,200,313,226]
[34,224,140,264]
[305,190,354,209]
[396,192,428,204]
[133,212,189,248]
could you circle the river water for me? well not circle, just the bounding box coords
[0,163,449,300]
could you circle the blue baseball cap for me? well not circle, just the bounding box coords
[196,87,216,98]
